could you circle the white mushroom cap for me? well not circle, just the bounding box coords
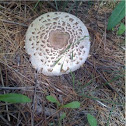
[25,12,90,76]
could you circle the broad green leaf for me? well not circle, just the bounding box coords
[62,101,80,108]
[107,1,125,30]
[0,93,31,103]
[60,112,66,120]
[46,95,60,106]
[117,23,125,35]
[87,114,97,126]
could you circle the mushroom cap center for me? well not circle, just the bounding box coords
[49,30,70,49]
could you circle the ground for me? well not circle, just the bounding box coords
[0,1,125,126]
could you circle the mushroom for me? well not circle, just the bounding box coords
[25,12,90,76]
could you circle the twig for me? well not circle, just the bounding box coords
[0,115,11,126]
[96,100,110,109]
[86,60,124,98]
[0,86,34,90]
[85,60,115,92]
[104,12,107,50]
[0,60,65,95]
[31,70,38,126]
[0,19,28,27]
[24,1,27,19]
[0,60,35,84]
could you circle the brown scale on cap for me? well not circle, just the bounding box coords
[49,30,70,50]
[80,46,84,49]
[31,23,33,27]
[61,67,70,73]
[79,58,82,61]
[69,18,74,22]
[41,59,44,62]
[58,63,61,65]
[53,17,59,20]
[76,61,80,64]
[48,69,53,72]
[39,53,42,56]
[29,37,32,41]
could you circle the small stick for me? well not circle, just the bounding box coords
[104,12,107,50]
[86,60,123,98]
[96,100,110,109]
[86,60,115,92]
[0,19,28,27]
[0,60,35,84]
[0,86,34,90]
[24,1,27,19]
[0,115,11,126]
[31,70,38,126]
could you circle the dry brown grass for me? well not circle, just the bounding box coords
[0,1,125,126]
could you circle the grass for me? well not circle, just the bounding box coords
[62,1,69,12]
[33,0,40,10]
[106,105,115,126]
[54,0,58,11]
[80,93,124,106]
[70,71,75,88]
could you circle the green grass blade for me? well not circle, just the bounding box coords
[75,36,89,44]
[62,1,69,11]
[33,0,40,10]
[107,1,125,30]
[80,94,124,106]
[75,1,80,16]
[78,79,93,89]
[70,71,75,88]
[104,74,124,87]
[52,57,62,67]
[106,105,115,126]
[60,63,64,72]
[68,1,76,13]
[60,44,72,55]
[54,0,58,11]
[0,93,31,103]
[71,51,74,60]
